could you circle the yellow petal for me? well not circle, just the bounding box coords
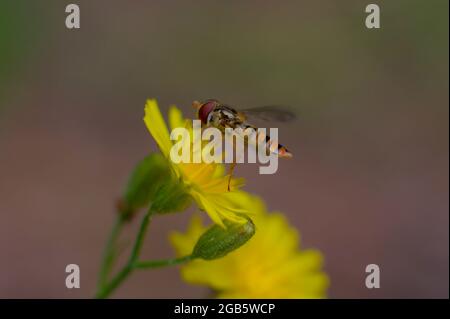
[169,214,204,256]
[170,209,329,299]
[192,192,225,227]
[143,99,173,157]
[168,105,186,130]
[181,258,237,290]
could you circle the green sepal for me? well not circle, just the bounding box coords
[120,153,171,219]
[151,178,192,214]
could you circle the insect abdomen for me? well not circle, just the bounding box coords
[263,134,292,158]
[239,124,292,158]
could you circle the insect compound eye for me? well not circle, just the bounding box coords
[198,100,218,124]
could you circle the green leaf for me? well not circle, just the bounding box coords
[192,217,255,260]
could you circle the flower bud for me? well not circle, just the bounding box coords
[192,217,255,260]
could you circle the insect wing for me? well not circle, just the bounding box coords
[240,105,296,123]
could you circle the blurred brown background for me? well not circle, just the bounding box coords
[0,0,448,298]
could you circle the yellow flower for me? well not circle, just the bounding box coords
[170,194,329,298]
[143,99,248,227]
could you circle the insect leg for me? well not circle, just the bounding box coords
[227,162,237,191]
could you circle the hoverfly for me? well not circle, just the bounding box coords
[193,99,294,190]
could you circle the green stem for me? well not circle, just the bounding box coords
[97,215,125,288]
[129,209,154,264]
[95,255,193,299]
[95,208,194,299]
[95,265,132,299]
[134,255,193,269]
[96,208,154,299]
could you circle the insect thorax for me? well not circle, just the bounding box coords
[207,105,244,130]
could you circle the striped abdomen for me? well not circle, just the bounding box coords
[239,123,292,158]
